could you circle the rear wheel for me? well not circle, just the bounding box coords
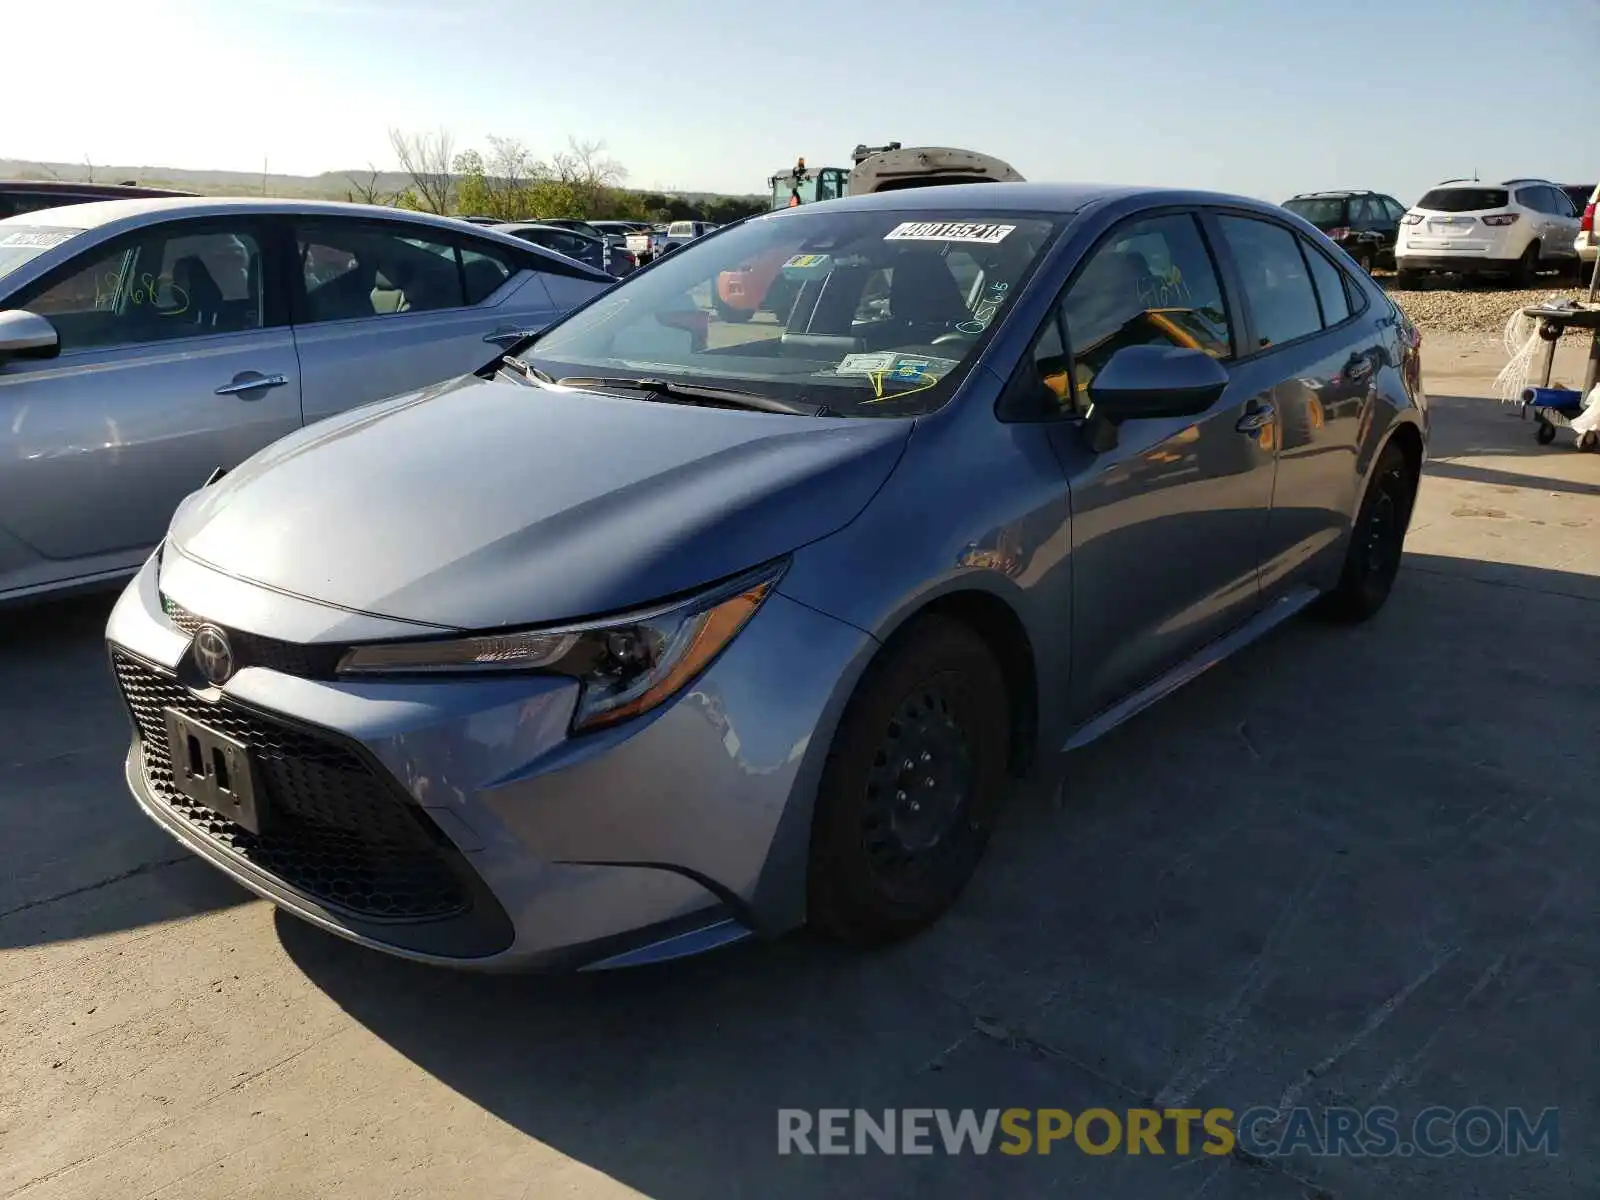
[1515,241,1542,286]
[1314,441,1416,622]
[1395,267,1424,289]
[808,617,1011,946]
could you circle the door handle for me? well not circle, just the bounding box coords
[484,327,535,348]
[1236,400,1275,432]
[215,372,288,396]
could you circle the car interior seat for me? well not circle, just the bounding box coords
[886,250,971,339]
[170,256,224,330]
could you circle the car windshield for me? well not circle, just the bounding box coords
[526,208,1064,418]
[1417,188,1508,212]
[1283,198,1348,227]
[0,225,84,285]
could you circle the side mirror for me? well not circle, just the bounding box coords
[1087,344,1228,422]
[0,310,60,362]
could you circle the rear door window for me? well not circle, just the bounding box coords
[1301,240,1351,326]
[1214,215,1323,351]
[296,221,465,323]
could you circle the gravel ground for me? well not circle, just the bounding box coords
[1381,276,1595,341]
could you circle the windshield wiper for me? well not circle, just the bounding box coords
[555,375,833,417]
[501,355,554,384]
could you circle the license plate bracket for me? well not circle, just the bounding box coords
[162,708,265,834]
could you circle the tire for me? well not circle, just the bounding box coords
[1536,420,1558,446]
[1352,245,1375,273]
[1515,241,1541,286]
[808,616,1011,946]
[1314,441,1416,623]
[1578,431,1598,452]
[1395,267,1424,289]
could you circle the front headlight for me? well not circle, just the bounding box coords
[336,560,786,732]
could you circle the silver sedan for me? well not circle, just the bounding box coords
[0,198,612,604]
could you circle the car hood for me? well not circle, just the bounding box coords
[168,374,910,629]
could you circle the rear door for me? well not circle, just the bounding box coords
[288,218,569,423]
[0,215,297,569]
[1206,210,1375,595]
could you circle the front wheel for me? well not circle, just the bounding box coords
[1314,441,1416,623]
[808,617,1011,946]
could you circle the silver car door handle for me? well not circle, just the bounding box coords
[215,373,289,396]
[1236,401,1275,432]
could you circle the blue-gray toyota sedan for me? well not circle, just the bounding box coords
[105,183,1427,971]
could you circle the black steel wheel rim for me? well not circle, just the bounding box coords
[860,680,976,888]
[1365,469,1405,580]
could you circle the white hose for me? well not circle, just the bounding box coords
[1493,305,1543,404]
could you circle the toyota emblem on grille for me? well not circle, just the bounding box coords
[192,625,235,685]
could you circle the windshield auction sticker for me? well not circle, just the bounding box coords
[884,221,1016,245]
[0,228,81,249]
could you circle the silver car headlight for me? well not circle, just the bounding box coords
[336,561,786,732]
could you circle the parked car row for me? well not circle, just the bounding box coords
[1282,178,1596,285]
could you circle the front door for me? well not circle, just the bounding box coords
[0,218,299,574]
[1044,211,1277,722]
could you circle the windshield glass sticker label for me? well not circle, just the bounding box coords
[834,351,899,376]
[884,221,1016,245]
[0,228,80,250]
[784,253,830,268]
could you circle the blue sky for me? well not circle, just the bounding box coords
[8,0,1598,201]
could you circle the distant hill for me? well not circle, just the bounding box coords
[0,159,762,206]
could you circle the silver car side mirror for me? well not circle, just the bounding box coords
[0,309,61,362]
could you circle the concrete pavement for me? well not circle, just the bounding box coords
[1,332,1595,1198]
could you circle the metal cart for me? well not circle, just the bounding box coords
[1519,261,1600,449]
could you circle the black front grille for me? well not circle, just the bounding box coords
[160,595,343,678]
[112,651,468,923]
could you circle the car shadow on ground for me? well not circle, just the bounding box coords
[0,590,251,950]
[282,550,1598,1200]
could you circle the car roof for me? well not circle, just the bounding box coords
[0,195,517,236]
[494,221,597,239]
[1286,190,1380,199]
[776,181,1271,217]
[0,179,197,199]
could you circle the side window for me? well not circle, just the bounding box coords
[1544,187,1575,218]
[296,222,465,324]
[21,224,264,352]
[1215,215,1323,351]
[1061,212,1232,396]
[1346,197,1372,226]
[1381,197,1406,222]
[1301,239,1351,326]
[1513,187,1541,213]
[461,242,515,303]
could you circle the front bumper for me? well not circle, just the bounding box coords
[105,550,874,971]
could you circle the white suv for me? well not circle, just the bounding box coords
[1395,178,1580,285]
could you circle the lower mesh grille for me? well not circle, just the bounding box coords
[112,651,469,922]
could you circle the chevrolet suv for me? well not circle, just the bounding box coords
[1395,179,1580,285]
